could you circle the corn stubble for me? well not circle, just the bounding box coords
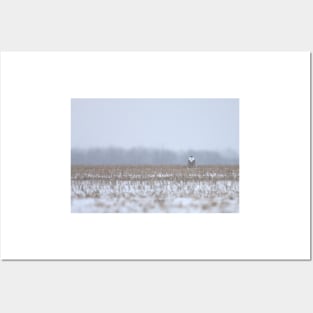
[71,165,239,213]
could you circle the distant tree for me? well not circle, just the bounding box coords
[71,147,239,166]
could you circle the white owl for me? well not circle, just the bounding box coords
[187,155,196,167]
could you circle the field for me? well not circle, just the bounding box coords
[71,165,239,213]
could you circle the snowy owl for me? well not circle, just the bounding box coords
[187,155,196,168]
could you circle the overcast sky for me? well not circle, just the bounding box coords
[71,99,239,152]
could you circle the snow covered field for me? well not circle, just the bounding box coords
[71,165,239,213]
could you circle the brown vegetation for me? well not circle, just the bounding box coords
[71,165,239,213]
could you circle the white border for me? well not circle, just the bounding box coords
[0,52,310,259]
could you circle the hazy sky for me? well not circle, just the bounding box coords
[71,99,239,152]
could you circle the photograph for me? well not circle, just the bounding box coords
[71,98,239,213]
[1,51,309,260]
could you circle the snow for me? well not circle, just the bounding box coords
[71,166,239,213]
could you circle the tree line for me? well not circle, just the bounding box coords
[71,147,239,165]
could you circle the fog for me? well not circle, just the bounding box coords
[72,147,239,165]
[71,98,239,165]
[72,99,238,149]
